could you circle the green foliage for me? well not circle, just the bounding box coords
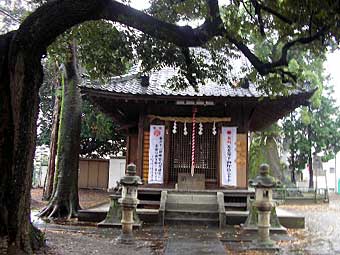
[36,60,60,146]
[249,134,267,179]
[38,19,131,156]
[48,20,133,81]
[249,124,284,180]
[80,100,126,158]
[282,83,340,174]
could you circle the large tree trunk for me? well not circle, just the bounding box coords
[0,31,44,253]
[42,82,61,201]
[262,136,287,183]
[39,41,81,219]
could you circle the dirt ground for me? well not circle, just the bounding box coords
[32,190,340,255]
[31,188,110,210]
[279,193,340,255]
[32,188,165,254]
[34,226,165,255]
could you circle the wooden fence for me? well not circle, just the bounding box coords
[78,158,109,189]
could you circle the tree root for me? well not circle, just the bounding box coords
[38,199,79,220]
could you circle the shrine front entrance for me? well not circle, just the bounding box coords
[168,122,218,188]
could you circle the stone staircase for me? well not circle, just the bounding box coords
[162,191,222,226]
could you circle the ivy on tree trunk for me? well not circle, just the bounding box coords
[39,41,81,219]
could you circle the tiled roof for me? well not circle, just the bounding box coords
[80,66,306,98]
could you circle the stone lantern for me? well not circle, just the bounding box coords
[249,163,280,247]
[117,163,142,244]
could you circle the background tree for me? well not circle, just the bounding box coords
[40,20,132,215]
[39,41,81,218]
[282,84,340,187]
[249,124,289,183]
[80,101,126,158]
[41,62,61,200]
[1,0,340,252]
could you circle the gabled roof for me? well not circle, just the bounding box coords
[80,65,315,131]
[80,66,307,99]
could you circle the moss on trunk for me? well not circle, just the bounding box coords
[39,41,81,219]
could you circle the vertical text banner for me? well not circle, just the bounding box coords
[221,127,237,186]
[148,125,165,184]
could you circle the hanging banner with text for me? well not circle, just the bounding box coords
[148,125,165,184]
[221,127,237,186]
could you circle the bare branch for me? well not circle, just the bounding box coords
[226,26,328,76]
[0,7,20,23]
[241,1,255,21]
[250,0,265,36]
[257,1,293,25]
[268,26,329,70]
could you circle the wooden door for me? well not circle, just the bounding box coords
[169,122,218,185]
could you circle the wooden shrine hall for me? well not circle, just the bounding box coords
[80,66,314,190]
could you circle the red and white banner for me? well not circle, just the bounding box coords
[221,127,237,186]
[148,125,165,184]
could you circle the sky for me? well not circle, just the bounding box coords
[324,50,340,105]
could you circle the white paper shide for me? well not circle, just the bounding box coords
[221,127,237,186]
[148,125,165,184]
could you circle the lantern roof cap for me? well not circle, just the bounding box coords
[249,164,279,188]
[120,163,142,185]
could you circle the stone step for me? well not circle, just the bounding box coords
[166,202,218,211]
[224,202,247,208]
[167,193,217,204]
[165,217,219,226]
[165,210,219,221]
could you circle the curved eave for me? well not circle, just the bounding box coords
[80,86,262,103]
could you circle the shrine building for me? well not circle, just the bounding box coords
[80,66,314,190]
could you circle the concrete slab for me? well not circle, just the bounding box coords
[225,208,305,229]
[78,203,159,223]
[164,226,226,255]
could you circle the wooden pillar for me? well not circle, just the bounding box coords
[163,121,171,185]
[245,123,250,189]
[136,112,145,177]
[244,103,251,188]
[216,124,221,187]
[126,136,130,169]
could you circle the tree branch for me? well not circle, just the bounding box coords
[267,26,329,70]
[256,1,293,25]
[250,0,265,36]
[226,26,328,76]
[13,0,224,58]
[9,0,330,81]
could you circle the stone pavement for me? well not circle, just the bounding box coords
[164,225,226,255]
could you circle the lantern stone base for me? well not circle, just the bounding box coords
[248,241,280,252]
[116,231,136,244]
[97,194,142,228]
[242,200,287,233]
